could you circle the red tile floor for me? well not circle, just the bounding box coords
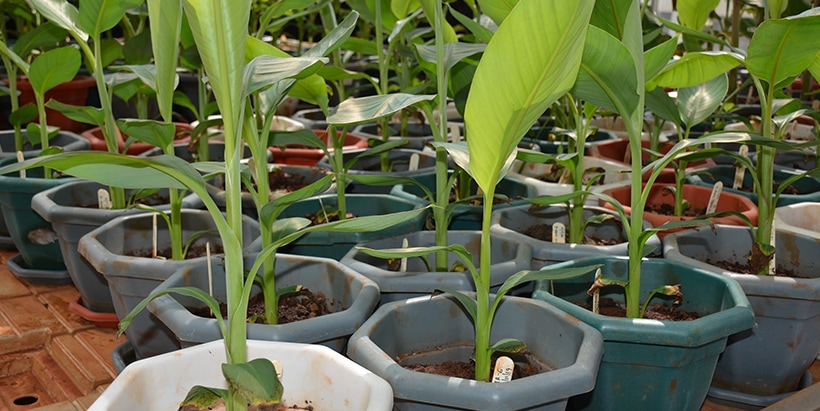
[1,246,818,410]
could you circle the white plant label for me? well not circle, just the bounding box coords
[733,145,749,190]
[16,151,25,179]
[592,268,602,315]
[152,214,158,259]
[400,237,409,273]
[97,189,112,210]
[491,356,514,383]
[409,153,419,171]
[273,359,283,380]
[769,220,776,276]
[706,181,722,215]
[552,222,566,244]
[449,123,461,142]
[558,167,572,184]
[623,143,631,164]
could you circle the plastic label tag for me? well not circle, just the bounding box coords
[491,356,514,383]
[706,181,722,215]
[449,123,461,143]
[97,189,112,210]
[733,145,749,190]
[558,167,572,184]
[409,153,419,172]
[769,220,776,275]
[552,222,566,244]
[16,151,25,179]
[400,237,409,272]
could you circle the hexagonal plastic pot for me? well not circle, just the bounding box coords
[687,164,820,206]
[346,293,604,411]
[30,180,203,314]
[340,230,532,304]
[532,256,755,411]
[77,209,260,360]
[662,225,820,408]
[89,339,394,411]
[147,253,380,353]
[490,204,660,270]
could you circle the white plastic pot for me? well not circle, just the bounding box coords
[89,339,393,410]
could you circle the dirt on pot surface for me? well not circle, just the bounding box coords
[400,349,543,380]
[192,288,334,324]
[522,223,625,246]
[179,399,315,410]
[580,297,700,321]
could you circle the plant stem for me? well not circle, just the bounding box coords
[753,77,775,273]
[474,189,494,382]
[332,125,348,219]
[433,0,449,271]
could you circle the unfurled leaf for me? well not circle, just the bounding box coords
[678,73,728,128]
[327,94,435,125]
[28,46,81,96]
[222,359,284,407]
[746,15,820,87]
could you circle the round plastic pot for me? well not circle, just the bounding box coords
[276,194,428,260]
[31,180,203,313]
[346,293,604,411]
[268,129,368,166]
[79,122,192,155]
[9,76,96,133]
[532,256,755,411]
[89,339,394,411]
[340,230,532,304]
[687,164,820,206]
[390,172,536,231]
[663,225,820,407]
[78,209,260,359]
[147,253,380,353]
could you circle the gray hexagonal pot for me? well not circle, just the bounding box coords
[662,225,820,408]
[340,230,532,304]
[346,293,604,411]
[147,253,380,353]
[490,204,660,270]
[30,180,203,314]
[78,209,260,359]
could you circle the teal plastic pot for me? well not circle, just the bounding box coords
[687,164,820,206]
[532,256,755,411]
[390,172,536,230]
[346,293,604,411]
[276,194,428,260]
[663,225,820,408]
[315,148,438,194]
[519,126,617,154]
[147,253,380,353]
[78,209,260,359]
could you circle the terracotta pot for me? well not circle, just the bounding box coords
[268,129,369,166]
[79,122,193,155]
[588,139,715,183]
[600,184,758,238]
[8,76,97,133]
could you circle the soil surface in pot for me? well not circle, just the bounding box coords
[533,165,606,185]
[194,288,333,324]
[646,203,705,217]
[710,258,804,278]
[180,398,315,410]
[400,350,542,380]
[580,298,700,321]
[522,223,625,246]
[129,244,223,260]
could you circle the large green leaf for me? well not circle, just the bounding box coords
[46,100,105,127]
[677,0,720,30]
[810,52,820,83]
[11,22,69,57]
[242,56,327,98]
[449,5,493,43]
[29,0,88,41]
[391,0,420,20]
[645,87,681,125]
[327,94,435,125]
[477,0,520,26]
[416,43,486,73]
[746,14,820,86]
[222,359,283,407]
[464,0,592,194]
[28,46,81,96]
[677,73,728,128]
[573,25,640,116]
[649,51,743,89]
[147,0,182,122]
[644,35,679,81]
[589,0,631,39]
[78,0,145,36]
[116,118,177,152]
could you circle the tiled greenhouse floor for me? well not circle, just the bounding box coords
[0,247,817,410]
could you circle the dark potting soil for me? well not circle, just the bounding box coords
[192,287,333,324]
[179,399,315,410]
[735,180,801,195]
[401,350,541,380]
[522,223,625,246]
[709,258,804,278]
[535,166,606,185]
[581,297,700,321]
[646,203,705,217]
[268,168,310,193]
[128,243,223,259]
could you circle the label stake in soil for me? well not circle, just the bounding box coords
[492,356,514,383]
[317,196,329,223]
[449,123,461,142]
[207,242,213,316]
[409,153,419,172]
[769,220,776,275]
[706,181,722,215]
[16,151,25,179]
[552,222,566,244]
[152,213,158,259]
[592,268,602,315]
[97,189,112,210]
[400,237,409,272]
[733,145,749,190]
